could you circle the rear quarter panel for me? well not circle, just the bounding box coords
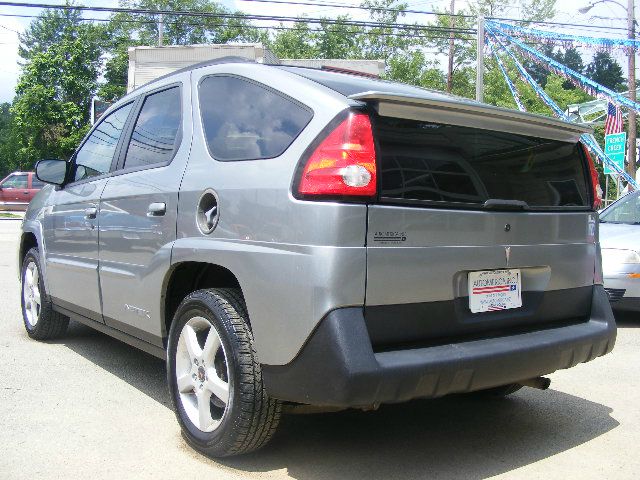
[173,64,368,366]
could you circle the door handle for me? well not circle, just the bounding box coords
[84,207,98,219]
[22,191,29,195]
[147,202,166,217]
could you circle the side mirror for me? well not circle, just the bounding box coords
[35,159,68,186]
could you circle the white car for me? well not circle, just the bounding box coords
[600,190,640,312]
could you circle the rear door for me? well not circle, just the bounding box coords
[98,81,190,343]
[363,99,598,349]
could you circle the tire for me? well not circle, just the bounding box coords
[20,247,69,340]
[167,288,282,457]
[468,383,523,398]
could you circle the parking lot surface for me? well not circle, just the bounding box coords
[1,219,639,479]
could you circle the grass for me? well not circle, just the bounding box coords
[0,212,21,218]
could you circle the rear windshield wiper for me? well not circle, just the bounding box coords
[483,199,529,210]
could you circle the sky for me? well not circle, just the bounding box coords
[0,0,634,103]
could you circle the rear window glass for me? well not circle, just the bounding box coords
[199,76,313,161]
[375,116,590,209]
[123,86,181,169]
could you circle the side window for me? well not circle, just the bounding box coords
[74,102,134,182]
[123,86,181,170]
[31,177,45,189]
[1,174,28,188]
[199,76,313,161]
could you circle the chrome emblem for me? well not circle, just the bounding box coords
[505,246,511,266]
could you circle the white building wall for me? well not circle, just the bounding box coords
[127,44,386,92]
[127,44,277,91]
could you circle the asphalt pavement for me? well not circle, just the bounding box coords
[0,218,639,479]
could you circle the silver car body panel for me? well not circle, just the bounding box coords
[600,221,640,308]
[174,63,366,364]
[98,72,193,341]
[20,61,609,370]
[366,208,597,306]
[40,179,109,322]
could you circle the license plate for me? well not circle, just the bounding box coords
[468,269,522,313]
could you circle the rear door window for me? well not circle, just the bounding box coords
[123,86,182,170]
[375,116,590,209]
[199,76,313,161]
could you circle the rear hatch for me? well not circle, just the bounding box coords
[358,93,598,351]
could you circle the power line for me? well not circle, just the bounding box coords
[0,13,475,41]
[486,16,630,33]
[0,2,476,34]
[234,0,475,18]
[0,23,19,33]
[1,0,630,36]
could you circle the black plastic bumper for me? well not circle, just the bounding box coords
[262,285,617,407]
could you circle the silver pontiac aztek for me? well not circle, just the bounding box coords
[19,58,616,457]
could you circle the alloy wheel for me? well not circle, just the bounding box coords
[175,316,230,432]
[23,261,41,328]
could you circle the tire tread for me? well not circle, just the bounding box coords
[171,287,281,457]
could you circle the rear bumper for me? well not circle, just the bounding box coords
[262,285,616,407]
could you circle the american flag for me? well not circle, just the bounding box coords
[604,102,624,136]
[487,305,506,312]
[472,284,517,294]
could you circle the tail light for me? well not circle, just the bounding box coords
[582,143,603,210]
[296,112,377,198]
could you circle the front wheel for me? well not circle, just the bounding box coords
[21,247,68,340]
[167,288,282,457]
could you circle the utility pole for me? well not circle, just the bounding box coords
[627,0,636,185]
[446,0,455,93]
[476,15,485,102]
[158,13,164,46]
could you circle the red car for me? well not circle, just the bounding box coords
[0,172,44,211]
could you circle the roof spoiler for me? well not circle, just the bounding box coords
[350,91,592,142]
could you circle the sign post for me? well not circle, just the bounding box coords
[604,132,627,198]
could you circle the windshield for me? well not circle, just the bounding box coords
[600,191,640,224]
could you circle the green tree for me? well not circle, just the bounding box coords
[270,21,318,59]
[428,0,557,98]
[100,0,264,101]
[0,103,22,175]
[559,47,584,89]
[387,50,446,90]
[586,51,626,91]
[11,7,103,166]
[523,44,556,88]
[543,74,591,109]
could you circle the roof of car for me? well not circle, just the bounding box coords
[127,56,590,137]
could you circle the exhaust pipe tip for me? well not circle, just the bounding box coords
[519,377,551,390]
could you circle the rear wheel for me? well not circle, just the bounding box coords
[21,247,69,340]
[167,288,281,457]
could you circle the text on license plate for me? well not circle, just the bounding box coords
[468,269,522,313]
